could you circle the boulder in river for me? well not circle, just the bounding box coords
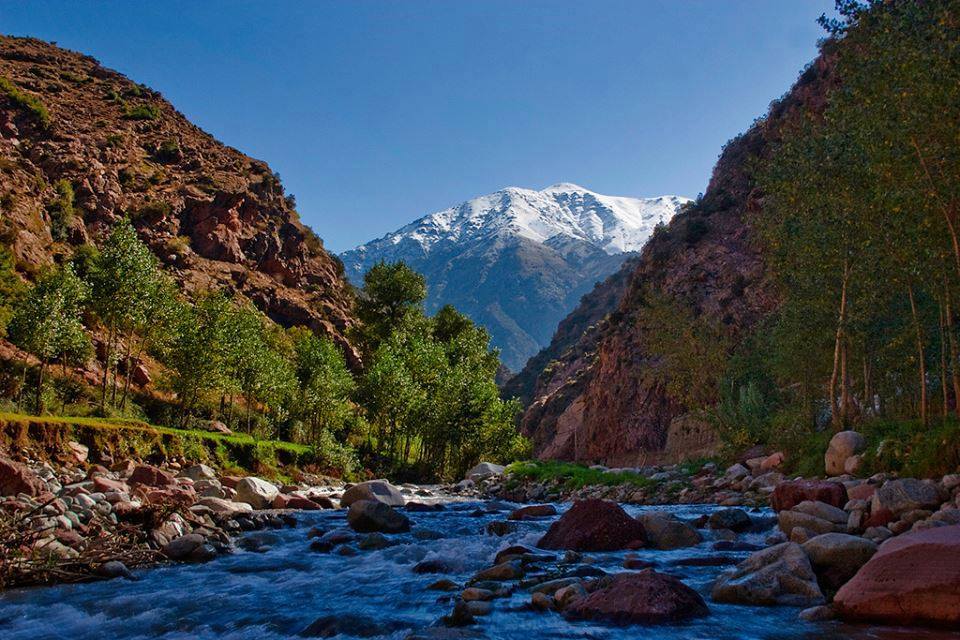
[711,542,824,606]
[537,500,646,551]
[564,570,708,624]
[637,512,702,550]
[508,504,557,520]
[161,533,216,562]
[708,508,752,532]
[771,480,847,512]
[234,477,279,509]
[802,532,877,591]
[347,499,411,533]
[834,525,960,627]
[341,479,406,507]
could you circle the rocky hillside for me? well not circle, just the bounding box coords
[518,53,837,464]
[341,184,687,371]
[0,37,356,361]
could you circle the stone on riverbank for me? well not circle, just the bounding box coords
[564,570,708,624]
[825,431,866,476]
[871,478,942,518]
[802,533,877,591]
[0,456,44,496]
[537,500,646,551]
[235,476,279,508]
[341,479,406,507]
[347,500,411,533]
[834,525,960,627]
[771,480,847,512]
[711,542,824,606]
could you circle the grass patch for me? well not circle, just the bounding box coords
[123,103,160,121]
[0,412,328,480]
[505,460,658,490]
[0,76,50,128]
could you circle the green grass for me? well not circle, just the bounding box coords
[0,411,321,480]
[123,103,160,120]
[0,76,50,128]
[505,460,659,490]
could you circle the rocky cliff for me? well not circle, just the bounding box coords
[0,37,355,360]
[517,51,837,464]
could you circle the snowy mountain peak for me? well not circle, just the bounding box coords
[348,184,690,261]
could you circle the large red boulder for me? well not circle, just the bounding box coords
[834,525,960,627]
[537,499,646,551]
[0,456,45,496]
[129,464,176,487]
[771,480,847,512]
[564,570,708,623]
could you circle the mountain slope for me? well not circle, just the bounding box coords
[0,36,356,361]
[517,52,838,464]
[341,184,688,370]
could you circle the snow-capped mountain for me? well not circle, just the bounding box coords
[341,184,689,371]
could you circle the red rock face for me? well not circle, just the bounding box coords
[771,480,848,512]
[537,499,646,551]
[835,525,960,627]
[564,570,708,624]
[0,36,357,366]
[0,456,45,496]
[515,53,838,464]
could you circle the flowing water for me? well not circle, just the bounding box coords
[0,502,953,640]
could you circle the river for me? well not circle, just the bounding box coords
[0,501,952,640]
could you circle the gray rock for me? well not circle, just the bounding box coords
[802,533,877,591]
[708,508,752,532]
[465,462,505,482]
[180,464,216,482]
[872,478,943,517]
[792,500,848,525]
[711,542,825,606]
[825,431,866,476]
[778,510,842,537]
[637,512,702,550]
[347,500,411,533]
[341,479,406,507]
[162,533,216,562]
[234,477,279,509]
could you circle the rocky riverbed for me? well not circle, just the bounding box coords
[2,435,959,638]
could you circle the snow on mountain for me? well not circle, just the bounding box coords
[341,184,690,371]
[346,184,687,271]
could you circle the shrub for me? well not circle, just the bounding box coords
[0,76,50,128]
[46,179,75,242]
[124,103,160,121]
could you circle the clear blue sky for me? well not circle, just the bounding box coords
[3,1,836,252]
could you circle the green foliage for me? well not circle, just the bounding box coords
[0,76,50,128]
[506,460,658,491]
[123,103,160,121]
[353,260,427,354]
[155,139,180,163]
[7,264,90,412]
[0,247,23,338]
[355,263,525,480]
[708,381,773,452]
[642,292,729,409]
[47,179,75,242]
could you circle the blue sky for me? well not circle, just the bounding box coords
[3,1,835,252]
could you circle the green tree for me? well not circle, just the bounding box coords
[353,260,427,354]
[290,327,356,447]
[88,220,163,411]
[8,264,90,413]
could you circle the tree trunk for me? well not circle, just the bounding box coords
[946,283,960,417]
[829,262,849,429]
[100,326,115,411]
[908,284,928,426]
[911,137,960,278]
[862,355,873,416]
[940,302,950,418]
[35,360,46,414]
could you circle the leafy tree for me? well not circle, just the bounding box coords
[353,260,427,354]
[0,246,24,338]
[8,264,90,413]
[88,220,163,411]
[290,327,356,447]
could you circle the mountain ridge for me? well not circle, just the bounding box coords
[341,184,689,370]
